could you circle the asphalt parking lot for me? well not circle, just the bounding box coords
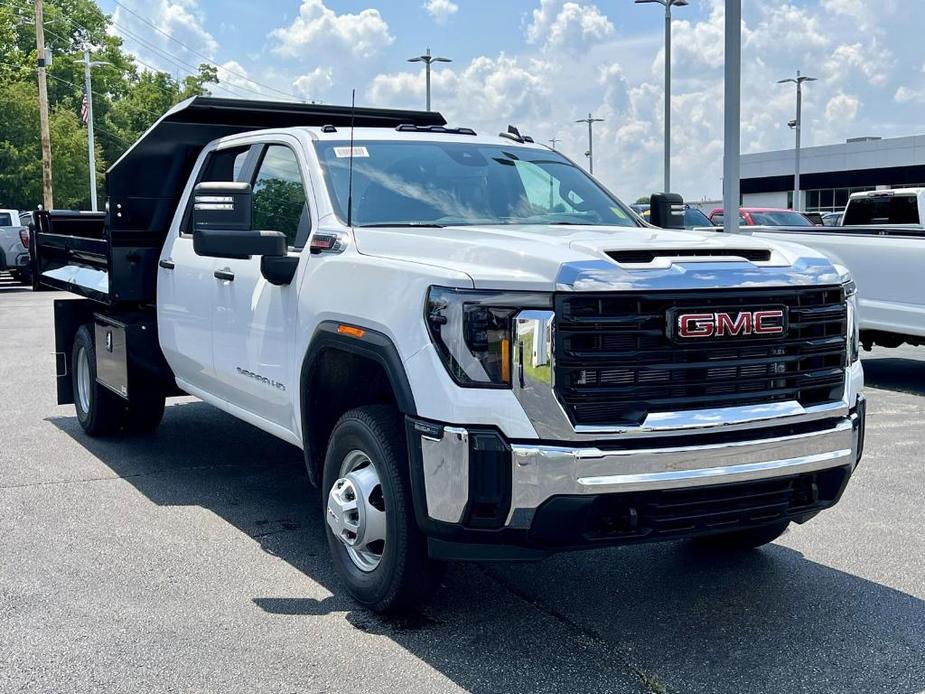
[1,280,923,694]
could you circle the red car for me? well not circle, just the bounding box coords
[708,207,815,227]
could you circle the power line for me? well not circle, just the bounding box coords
[109,0,299,100]
[5,0,267,101]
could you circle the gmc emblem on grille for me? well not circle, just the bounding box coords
[669,308,788,340]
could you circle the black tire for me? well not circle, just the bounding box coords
[125,382,166,435]
[72,325,127,436]
[322,405,441,613]
[691,521,790,552]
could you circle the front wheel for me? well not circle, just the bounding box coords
[322,405,441,613]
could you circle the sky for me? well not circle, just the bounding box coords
[97,0,925,202]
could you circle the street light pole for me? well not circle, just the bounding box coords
[407,48,451,112]
[575,113,604,174]
[722,0,741,234]
[82,50,111,212]
[778,70,817,211]
[635,0,688,193]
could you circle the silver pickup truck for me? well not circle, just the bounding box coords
[0,209,32,285]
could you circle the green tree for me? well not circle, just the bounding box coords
[0,0,219,210]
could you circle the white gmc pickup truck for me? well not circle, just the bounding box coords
[35,98,865,612]
[743,188,925,351]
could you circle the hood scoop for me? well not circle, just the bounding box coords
[606,248,772,264]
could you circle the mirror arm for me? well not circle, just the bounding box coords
[261,255,299,285]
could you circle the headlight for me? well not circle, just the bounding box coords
[425,287,552,387]
[844,279,860,362]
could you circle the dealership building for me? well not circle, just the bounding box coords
[740,134,925,213]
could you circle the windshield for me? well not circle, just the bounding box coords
[314,140,638,228]
[749,211,813,226]
[683,207,713,227]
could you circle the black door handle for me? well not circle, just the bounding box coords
[214,269,235,282]
[158,258,175,270]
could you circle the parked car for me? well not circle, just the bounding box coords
[34,97,865,612]
[822,211,843,227]
[803,211,825,226]
[709,207,815,227]
[0,208,31,285]
[632,203,716,228]
[843,188,925,226]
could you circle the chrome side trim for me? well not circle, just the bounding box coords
[506,415,858,528]
[420,426,469,524]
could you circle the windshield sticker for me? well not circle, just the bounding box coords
[333,146,370,158]
[611,207,628,219]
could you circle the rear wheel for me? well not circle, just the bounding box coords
[322,405,441,613]
[72,325,126,436]
[691,521,790,551]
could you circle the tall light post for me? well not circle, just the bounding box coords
[722,0,741,234]
[575,113,604,174]
[777,70,817,211]
[82,49,111,212]
[635,0,688,193]
[407,48,451,111]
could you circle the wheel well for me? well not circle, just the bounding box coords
[302,347,400,486]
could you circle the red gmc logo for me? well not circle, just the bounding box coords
[672,309,787,339]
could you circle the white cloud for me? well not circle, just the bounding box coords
[368,54,552,123]
[270,0,393,60]
[895,86,925,105]
[293,67,336,101]
[110,0,218,72]
[211,60,262,98]
[424,0,458,24]
[824,42,893,87]
[825,93,860,122]
[526,0,615,54]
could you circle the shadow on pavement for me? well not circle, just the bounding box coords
[49,400,925,694]
[863,356,925,396]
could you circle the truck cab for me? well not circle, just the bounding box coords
[34,98,866,613]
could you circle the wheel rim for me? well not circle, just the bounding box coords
[76,345,91,415]
[326,449,387,572]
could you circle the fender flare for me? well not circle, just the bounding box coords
[299,321,417,485]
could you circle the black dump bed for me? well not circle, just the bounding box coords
[34,96,445,304]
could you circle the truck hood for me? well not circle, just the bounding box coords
[353,224,845,291]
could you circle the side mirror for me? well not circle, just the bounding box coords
[191,181,252,232]
[193,228,288,259]
[649,192,686,229]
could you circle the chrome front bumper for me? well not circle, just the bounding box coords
[505,409,861,529]
[415,401,864,529]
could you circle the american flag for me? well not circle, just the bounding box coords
[80,89,89,125]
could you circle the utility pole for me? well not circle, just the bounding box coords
[407,48,451,112]
[34,0,53,209]
[575,113,604,174]
[82,50,111,212]
[548,137,560,150]
[722,0,741,234]
[778,70,817,211]
[635,0,688,193]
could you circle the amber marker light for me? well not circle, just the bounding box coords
[337,324,366,338]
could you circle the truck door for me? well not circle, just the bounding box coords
[210,142,309,434]
[158,144,256,395]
